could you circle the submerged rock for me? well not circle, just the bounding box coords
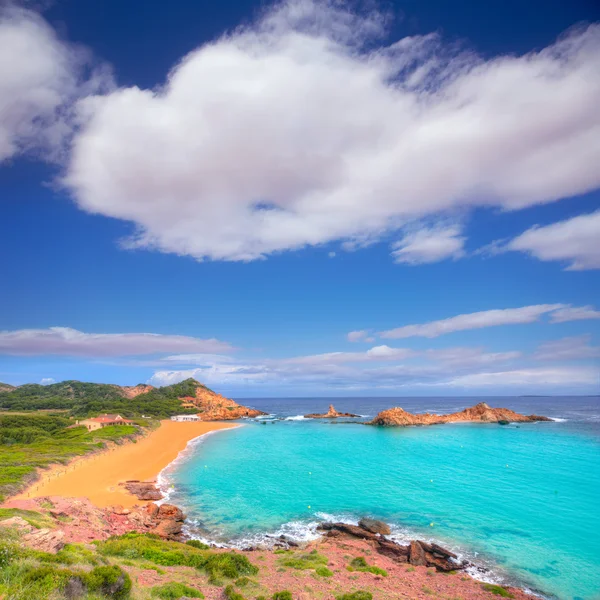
[120,480,163,501]
[368,402,552,427]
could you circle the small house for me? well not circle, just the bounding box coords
[170,415,201,422]
[76,414,134,431]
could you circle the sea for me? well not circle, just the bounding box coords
[158,396,600,600]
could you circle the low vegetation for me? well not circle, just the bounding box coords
[151,581,204,598]
[482,583,514,597]
[278,549,329,571]
[336,592,373,600]
[98,532,258,584]
[0,414,143,501]
[347,556,388,576]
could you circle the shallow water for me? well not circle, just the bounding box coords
[162,397,600,600]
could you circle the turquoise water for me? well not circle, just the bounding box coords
[163,398,600,600]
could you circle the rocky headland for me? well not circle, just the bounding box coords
[304,404,360,419]
[368,402,552,426]
[179,384,267,420]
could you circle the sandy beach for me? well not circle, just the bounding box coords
[13,420,238,508]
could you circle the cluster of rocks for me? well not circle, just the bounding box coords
[368,402,552,427]
[119,480,163,501]
[108,502,187,541]
[0,496,188,551]
[318,518,468,572]
[304,404,360,419]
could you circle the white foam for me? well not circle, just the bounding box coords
[284,415,306,421]
[551,417,568,423]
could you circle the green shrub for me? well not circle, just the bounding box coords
[235,576,251,587]
[187,539,210,549]
[224,584,246,600]
[336,592,373,600]
[346,556,387,576]
[272,592,293,600]
[0,541,19,567]
[85,565,132,599]
[278,549,328,571]
[315,566,333,577]
[482,583,514,597]
[151,581,204,599]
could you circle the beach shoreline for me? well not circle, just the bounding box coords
[8,420,239,508]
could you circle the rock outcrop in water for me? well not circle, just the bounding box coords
[368,402,552,427]
[304,404,360,418]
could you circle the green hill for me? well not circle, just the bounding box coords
[0,382,15,393]
[0,378,212,418]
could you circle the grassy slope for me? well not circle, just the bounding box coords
[0,414,145,501]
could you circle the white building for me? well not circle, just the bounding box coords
[171,415,201,422]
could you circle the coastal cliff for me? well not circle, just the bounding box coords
[305,404,360,418]
[368,402,552,426]
[179,380,267,420]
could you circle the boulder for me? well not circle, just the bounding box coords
[157,504,185,521]
[64,577,87,599]
[0,516,35,533]
[120,480,163,501]
[409,540,427,566]
[317,522,379,540]
[152,518,183,539]
[23,528,65,553]
[359,517,391,535]
[376,538,409,562]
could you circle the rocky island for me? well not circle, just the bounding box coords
[368,402,552,426]
[304,403,360,418]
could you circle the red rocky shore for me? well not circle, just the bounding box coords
[368,402,552,426]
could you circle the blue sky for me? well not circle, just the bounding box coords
[0,0,599,396]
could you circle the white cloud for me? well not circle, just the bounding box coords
[391,224,465,265]
[0,327,232,356]
[39,377,56,385]
[533,335,600,361]
[506,210,600,270]
[443,366,598,388]
[278,345,415,365]
[61,1,600,262]
[426,347,522,367]
[0,6,111,162]
[550,305,600,322]
[347,330,369,342]
[380,304,565,339]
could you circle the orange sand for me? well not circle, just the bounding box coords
[15,421,238,508]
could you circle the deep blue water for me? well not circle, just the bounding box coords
[160,397,600,600]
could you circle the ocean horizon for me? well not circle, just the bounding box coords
[159,396,600,600]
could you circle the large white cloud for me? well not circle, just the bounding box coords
[0,327,232,356]
[379,304,566,339]
[506,210,600,270]
[0,6,111,162]
[62,1,600,262]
